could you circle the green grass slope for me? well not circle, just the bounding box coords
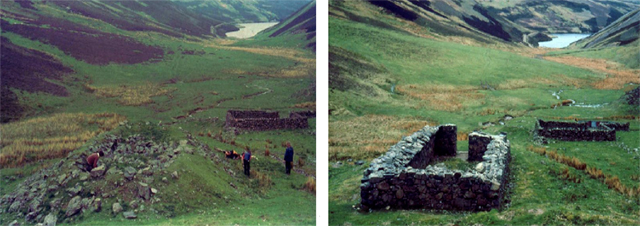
[329,1,640,225]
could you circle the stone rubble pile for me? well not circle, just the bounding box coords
[361,125,510,211]
[0,134,199,225]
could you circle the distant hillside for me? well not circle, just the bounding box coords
[560,8,640,69]
[479,0,639,34]
[0,0,312,122]
[573,8,640,48]
[4,0,310,38]
[329,0,639,47]
[260,0,316,51]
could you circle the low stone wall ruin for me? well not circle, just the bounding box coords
[225,110,308,132]
[535,119,621,141]
[289,110,316,119]
[360,124,511,211]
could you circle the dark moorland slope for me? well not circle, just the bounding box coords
[329,0,639,47]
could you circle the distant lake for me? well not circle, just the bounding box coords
[225,22,278,39]
[539,33,591,48]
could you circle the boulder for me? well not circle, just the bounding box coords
[90,165,106,178]
[9,200,23,213]
[66,183,82,197]
[171,171,179,179]
[137,182,150,201]
[92,198,102,212]
[65,196,82,217]
[78,172,90,181]
[124,167,136,180]
[141,167,153,176]
[44,212,57,226]
[81,197,93,212]
[491,181,501,191]
[112,202,123,214]
[57,174,67,185]
[129,200,138,209]
[9,220,20,226]
[151,188,158,194]
[28,197,42,212]
[475,163,485,173]
[123,211,137,219]
[49,198,61,210]
[25,211,38,222]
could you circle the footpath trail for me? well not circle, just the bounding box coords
[171,83,273,120]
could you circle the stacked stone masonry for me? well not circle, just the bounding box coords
[225,110,309,132]
[535,119,628,141]
[361,124,511,211]
[289,110,316,119]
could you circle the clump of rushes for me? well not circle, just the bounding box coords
[303,177,316,193]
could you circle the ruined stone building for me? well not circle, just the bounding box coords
[360,124,511,211]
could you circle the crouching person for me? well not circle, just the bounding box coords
[86,150,104,171]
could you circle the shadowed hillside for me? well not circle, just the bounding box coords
[479,0,639,34]
[574,8,640,48]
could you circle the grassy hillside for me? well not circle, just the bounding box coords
[235,0,317,52]
[0,0,315,225]
[547,8,640,69]
[329,1,640,225]
[479,0,638,33]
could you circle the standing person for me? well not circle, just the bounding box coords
[284,141,294,175]
[86,150,104,171]
[243,147,252,177]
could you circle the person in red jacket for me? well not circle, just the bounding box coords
[86,150,104,171]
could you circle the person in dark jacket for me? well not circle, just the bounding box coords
[284,142,294,175]
[110,139,118,152]
[86,150,104,171]
[242,147,252,177]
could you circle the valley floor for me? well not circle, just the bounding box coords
[0,29,316,225]
[329,19,640,224]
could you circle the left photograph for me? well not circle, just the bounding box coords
[0,0,316,225]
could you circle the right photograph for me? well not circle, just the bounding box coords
[328,0,640,225]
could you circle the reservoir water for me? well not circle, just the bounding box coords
[225,22,279,39]
[538,33,591,48]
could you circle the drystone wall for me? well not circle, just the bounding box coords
[535,119,618,141]
[601,122,630,131]
[360,125,511,211]
[229,118,308,131]
[289,111,316,119]
[225,110,308,132]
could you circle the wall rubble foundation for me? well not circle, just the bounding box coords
[225,110,312,132]
[535,119,626,141]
